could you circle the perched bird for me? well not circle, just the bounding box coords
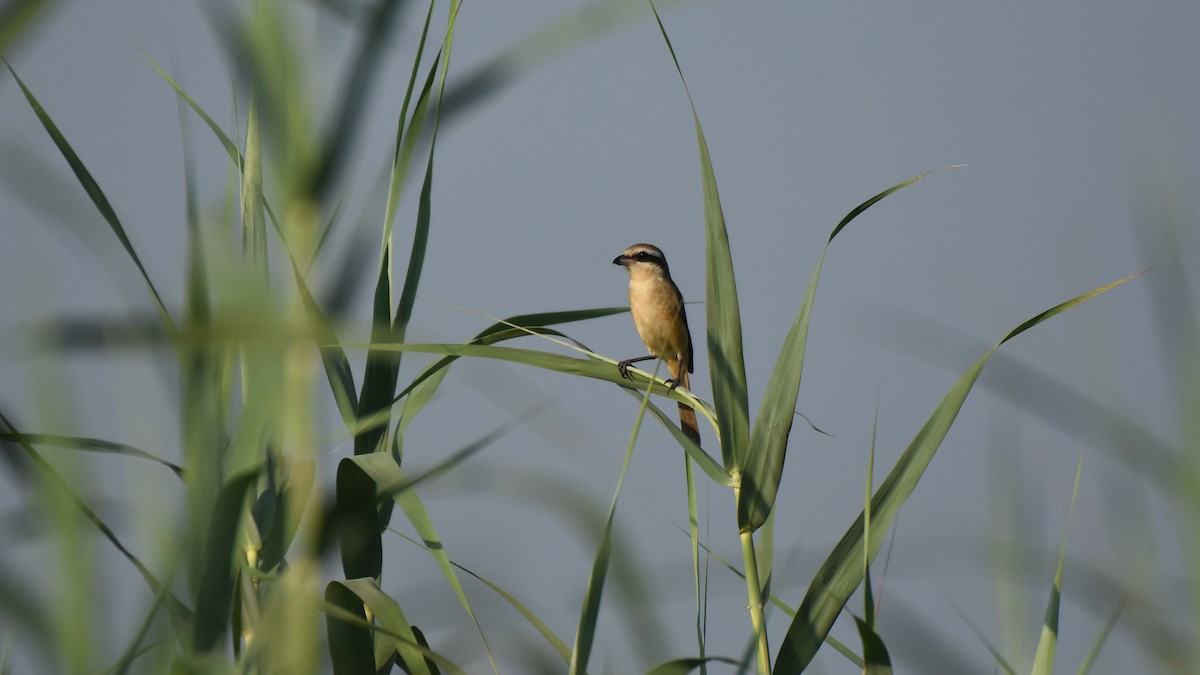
[613,243,701,446]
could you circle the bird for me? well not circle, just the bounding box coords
[613,243,701,447]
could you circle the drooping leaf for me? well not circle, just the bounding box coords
[774,268,1150,673]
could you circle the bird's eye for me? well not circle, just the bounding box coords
[636,252,653,261]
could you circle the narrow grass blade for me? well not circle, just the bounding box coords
[240,89,266,270]
[0,432,182,476]
[448,557,573,663]
[394,473,498,673]
[0,413,193,627]
[738,169,954,533]
[1031,450,1085,675]
[569,371,657,675]
[4,60,173,330]
[355,340,730,483]
[773,269,1149,673]
[645,656,740,675]
[649,2,749,471]
[392,307,628,427]
[292,263,359,429]
[1075,597,1127,675]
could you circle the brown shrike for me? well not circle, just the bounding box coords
[613,243,701,447]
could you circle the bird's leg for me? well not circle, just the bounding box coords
[617,355,656,380]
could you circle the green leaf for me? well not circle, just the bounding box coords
[324,581,376,675]
[352,340,730,485]
[443,555,573,664]
[335,458,382,580]
[241,89,266,271]
[192,470,257,652]
[650,2,749,472]
[1032,450,1084,675]
[570,371,657,675]
[0,432,182,476]
[645,656,741,675]
[853,616,893,675]
[738,169,953,533]
[4,59,173,330]
[773,268,1148,673]
[337,578,436,675]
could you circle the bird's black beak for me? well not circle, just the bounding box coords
[613,255,632,266]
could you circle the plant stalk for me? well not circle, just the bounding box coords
[740,528,770,673]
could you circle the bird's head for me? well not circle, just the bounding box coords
[613,243,671,279]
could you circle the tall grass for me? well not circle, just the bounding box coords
[0,1,1193,673]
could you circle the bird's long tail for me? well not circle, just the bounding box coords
[673,367,701,447]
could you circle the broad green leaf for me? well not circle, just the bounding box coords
[4,59,173,330]
[192,470,257,652]
[325,582,375,675]
[650,2,749,471]
[335,458,382,580]
[853,616,893,675]
[338,578,435,675]
[774,268,1149,673]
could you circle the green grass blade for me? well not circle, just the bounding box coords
[774,269,1148,673]
[1075,597,1126,675]
[4,59,173,330]
[569,370,657,675]
[354,419,499,670]
[1031,450,1085,675]
[353,340,730,483]
[291,263,359,429]
[356,241,399,456]
[241,90,266,270]
[381,1,438,249]
[394,473,498,673]
[0,432,182,475]
[649,1,749,471]
[448,558,573,663]
[0,413,193,631]
[739,169,954,533]
[685,446,706,664]
[644,656,740,675]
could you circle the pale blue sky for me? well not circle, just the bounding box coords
[2,0,1198,672]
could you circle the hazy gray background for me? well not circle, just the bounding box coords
[2,0,1198,672]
